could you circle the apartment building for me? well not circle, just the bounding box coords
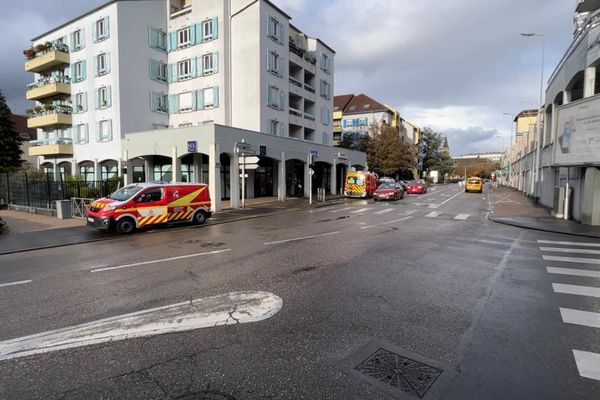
[24,0,365,210]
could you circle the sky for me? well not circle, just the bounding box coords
[0,0,575,156]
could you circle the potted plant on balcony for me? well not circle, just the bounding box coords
[44,41,53,50]
[77,104,83,112]
[33,105,43,115]
[34,44,46,53]
[43,103,56,113]
[23,48,36,59]
[25,108,34,116]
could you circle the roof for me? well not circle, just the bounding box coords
[342,94,389,115]
[11,114,37,140]
[514,109,538,122]
[334,94,354,111]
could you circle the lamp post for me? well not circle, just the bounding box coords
[521,33,545,199]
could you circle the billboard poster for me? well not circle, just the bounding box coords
[554,95,600,166]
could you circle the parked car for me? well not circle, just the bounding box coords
[373,182,404,201]
[406,180,428,194]
[379,177,396,185]
[465,177,483,193]
[86,183,212,234]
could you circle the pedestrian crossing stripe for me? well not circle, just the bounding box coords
[374,208,394,215]
[553,283,600,299]
[426,212,440,218]
[573,350,600,381]
[454,214,470,220]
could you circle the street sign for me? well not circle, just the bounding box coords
[187,141,197,153]
[309,169,315,176]
[260,145,267,156]
[236,142,251,150]
[310,150,318,159]
[239,174,249,178]
[239,156,260,164]
[241,164,259,170]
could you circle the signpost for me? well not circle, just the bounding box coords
[235,140,260,208]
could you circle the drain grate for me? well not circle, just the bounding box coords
[354,348,442,399]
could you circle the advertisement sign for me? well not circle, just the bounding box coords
[554,96,600,166]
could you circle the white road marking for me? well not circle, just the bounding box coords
[538,240,600,248]
[309,206,336,213]
[560,308,600,328]
[454,214,470,220]
[264,231,340,245]
[553,283,600,298]
[573,350,600,381]
[399,210,418,216]
[329,207,353,213]
[350,208,372,214]
[425,212,440,218]
[0,291,282,362]
[540,247,600,255]
[547,267,600,278]
[437,190,464,207]
[474,239,513,246]
[360,216,413,230]
[0,280,32,288]
[543,255,600,265]
[91,249,232,273]
[374,208,394,215]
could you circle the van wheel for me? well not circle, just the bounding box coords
[116,218,135,234]
[193,210,207,225]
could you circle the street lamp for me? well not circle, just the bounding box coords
[520,32,545,198]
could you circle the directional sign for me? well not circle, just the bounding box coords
[310,150,319,159]
[239,174,249,178]
[239,156,260,164]
[309,169,315,176]
[236,142,251,150]
[241,164,259,170]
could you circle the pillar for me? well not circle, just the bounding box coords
[230,149,240,208]
[53,162,59,181]
[563,90,570,105]
[171,146,181,183]
[304,154,310,198]
[209,144,222,212]
[331,159,337,195]
[278,152,286,201]
[123,151,132,185]
[70,160,77,178]
[94,159,101,181]
[581,167,600,226]
[192,154,201,183]
[144,158,152,182]
[584,67,596,98]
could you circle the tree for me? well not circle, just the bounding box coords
[338,131,371,153]
[0,90,23,172]
[421,127,454,176]
[367,123,416,177]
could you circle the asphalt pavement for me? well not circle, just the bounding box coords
[0,184,599,399]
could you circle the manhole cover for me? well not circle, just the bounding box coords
[355,348,442,399]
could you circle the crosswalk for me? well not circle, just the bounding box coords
[309,204,473,221]
[539,239,600,381]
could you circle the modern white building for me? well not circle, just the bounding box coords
[24,0,365,210]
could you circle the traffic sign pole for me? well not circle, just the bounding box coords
[308,153,313,205]
[242,153,246,209]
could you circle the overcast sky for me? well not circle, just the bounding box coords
[0,0,574,156]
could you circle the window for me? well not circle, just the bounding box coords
[93,16,110,42]
[320,52,331,74]
[267,14,283,44]
[152,123,169,130]
[72,60,86,82]
[179,92,194,112]
[177,27,191,48]
[322,132,329,145]
[97,120,112,142]
[153,165,172,182]
[267,50,283,76]
[150,91,168,113]
[72,29,84,51]
[80,165,95,182]
[149,59,168,82]
[321,107,330,125]
[96,53,110,76]
[101,164,118,181]
[76,123,88,144]
[267,120,284,136]
[74,92,87,113]
[149,26,167,51]
[96,86,111,109]
[320,80,331,100]
[202,53,214,75]
[202,18,217,41]
[203,87,215,108]
[178,59,192,79]
[267,85,284,110]
[179,123,193,128]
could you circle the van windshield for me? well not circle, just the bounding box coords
[108,185,143,201]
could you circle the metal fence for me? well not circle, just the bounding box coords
[0,172,121,210]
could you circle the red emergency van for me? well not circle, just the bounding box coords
[86,183,211,234]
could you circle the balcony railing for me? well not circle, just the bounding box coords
[27,76,70,90]
[30,137,73,146]
[289,108,303,118]
[27,105,73,129]
[289,76,302,87]
[304,83,316,94]
[304,112,315,121]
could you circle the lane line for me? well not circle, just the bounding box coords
[540,247,600,255]
[547,267,600,278]
[374,208,394,215]
[0,280,32,288]
[474,239,514,246]
[538,240,600,248]
[264,231,341,245]
[350,208,373,214]
[436,190,464,207]
[543,255,600,265]
[361,216,413,230]
[560,308,600,328]
[573,350,600,381]
[330,207,353,213]
[399,210,418,216]
[553,283,600,298]
[425,212,440,218]
[454,214,471,220]
[91,249,232,273]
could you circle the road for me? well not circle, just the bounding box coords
[0,184,599,399]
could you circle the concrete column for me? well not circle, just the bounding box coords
[331,160,337,195]
[53,162,59,181]
[144,158,152,182]
[278,152,286,201]
[209,144,222,212]
[123,151,132,185]
[230,150,240,208]
[581,167,600,225]
[199,157,205,183]
[193,154,201,183]
[584,67,596,98]
[171,146,180,183]
[71,160,77,178]
[563,90,570,105]
[304,154,310,198]
[94,159,101,181]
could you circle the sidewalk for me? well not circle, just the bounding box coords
[0,195,346,255]
[488,186,600,239]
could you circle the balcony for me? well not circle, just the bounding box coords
[303,112,315,121]
[27,106,72,129]
[25,49,69,73]
[28,138,73,158]
[26,77,70,101]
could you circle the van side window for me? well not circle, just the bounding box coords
[135,188,163,203]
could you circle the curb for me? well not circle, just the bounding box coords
[488,215,600,239]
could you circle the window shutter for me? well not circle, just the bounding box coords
[168,32,177,52]
[107,86,112,107]
[81,60,87,80]
[195,23,202,44]
[267,14,272,37]
[83,92,88,112]
[278,56,284,76]
[168,95,175,113]
[267,85,272,106]
[148,26,153,47]
[95,122,100,142]
[266,49,272,71]
[70,64,76,80]
[149,59,156,80]
[197,89,204,110]
[104,16,110,38]
[278,22,284,44]
[168,63,177,83]
[149,91,154,111]
[105,53,111,74]
[81,28,85,49]
[279,91,284,110]
[189,26,196,45]
[107,120,113,141]
[212,52,219,73]
[211,17,218,39]
[95,89,100,110]
[92,21,97,42]
[93,56,98,77]
[190,58,196,77]
[191,90,197,111]
[277,122,285,137]
[213,86,219,107]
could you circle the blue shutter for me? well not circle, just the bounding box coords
[212,52,219,73]
[70,64,76,81]
[92,20,97,42]
[168,63,177,83]
[195,23,202,44]
[168,94,178,113]
[279,91,284,110]
[190,58,197,77]
[104,16,110,39]
[107,120,113,141]
[277,122,285,137]
[214,86,219,107]
[81,60,87,80]
[93,56,98,77]
[83,92,88,112]
[267,86,272,106]
[95,89,100,109]
[189,26,195,45]
[148,26,153,47]
[105,53,111,74]
[212,17,218,39]
[278,21,284,44]
[267,13,272,37]
[191,90,197,111]
[168,32,177,51]
[278,56,284,76]
[149,91,154,111]
[149,59,155,80]
[107,86,112,107]
[197,89,204,110]
[95,122,100,142]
